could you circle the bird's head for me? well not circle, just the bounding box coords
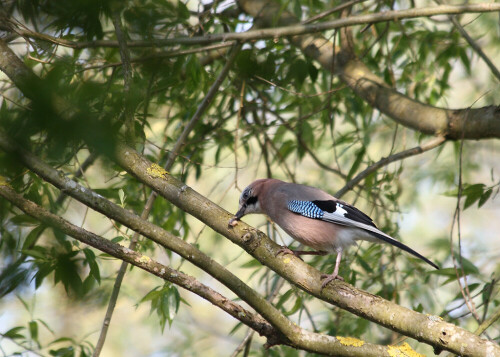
[229,179,275,226]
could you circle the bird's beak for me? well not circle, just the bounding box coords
[228,205,246,227]
[234,205,246,220]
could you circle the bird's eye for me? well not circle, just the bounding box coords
[242,190,249,199]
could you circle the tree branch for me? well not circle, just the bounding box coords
[335,136,446,197]
[2,4,500,48]
[237,0,500,140]
[434,0,500,82]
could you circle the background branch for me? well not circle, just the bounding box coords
[237,0,500,140]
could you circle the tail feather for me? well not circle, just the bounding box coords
[367,231,439,270]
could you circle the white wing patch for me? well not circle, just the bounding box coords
[334,203,348,217]
[322,211,398,243]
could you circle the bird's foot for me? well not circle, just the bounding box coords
[275,246,304,260]
[320,273,344,289]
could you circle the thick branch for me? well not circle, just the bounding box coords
[237,0,500,140]
[108,143,499,357]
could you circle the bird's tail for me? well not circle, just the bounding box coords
[367,230,439,270]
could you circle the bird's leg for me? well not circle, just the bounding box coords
[320,248,344,288]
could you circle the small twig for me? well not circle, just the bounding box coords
[474,305,500,336]
[75,43,235,74]
[302,0,368,24]
[230,276,287,357]
[234,80,245,191]
[335,136,446,197]
[449,126,480,322]
[111,7,135,144]
[254,75,346,98]
[269,107,345,178]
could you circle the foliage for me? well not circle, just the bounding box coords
[0,0,499,355]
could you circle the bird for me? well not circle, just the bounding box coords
[228,178,439,288]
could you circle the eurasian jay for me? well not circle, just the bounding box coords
[229,178,438,287]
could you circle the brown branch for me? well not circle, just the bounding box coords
[237,0,500,140]
[76,43,235,73]
[108,142,500,356]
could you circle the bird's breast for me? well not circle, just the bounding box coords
[271,211,359,252]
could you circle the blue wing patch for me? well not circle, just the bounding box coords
[287,200,324,219]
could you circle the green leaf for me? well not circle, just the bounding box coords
[118,188,126,207]
[22,247,49,260]
[347,147,366,180]
[83,248,100,284]
[140,286,161,303]
[284,295,302,316]
[10,214,40,227]
[307,62,318,83]
[478,188,492,208]
[240,258,261,268]
[288,59,308,89]
[463,183,485,210]
[276,289,294,310]
[278,140,295,160]
[22,224,46,250]
[2,326,25,339]
[29,320,40,347]
[176,1,190,20]
[49,346,75,357]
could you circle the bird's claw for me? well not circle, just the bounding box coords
[275,246,304,261]
[320,273,344,289]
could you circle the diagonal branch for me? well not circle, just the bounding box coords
[335,136,446,197]
[110,142,500,357]
[433,0,500,81]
